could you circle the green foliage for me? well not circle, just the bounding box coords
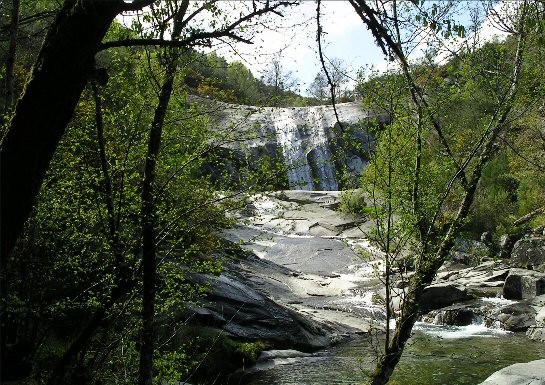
[186,332,266,382]
[3,34,251,383]
[355,20,545,246]
[466,152,519,235]
[339,189,368,215]
[183,50,312,106]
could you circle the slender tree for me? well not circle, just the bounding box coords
[345,1,533,383]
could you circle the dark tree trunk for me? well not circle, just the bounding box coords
[0,0,122,263]
[138,62,177,385]
[345,2,528,384]
[1,2,122,380]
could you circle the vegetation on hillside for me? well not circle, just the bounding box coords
[0,1,295,384]
[1,1,544,385]
[343,1,545,383]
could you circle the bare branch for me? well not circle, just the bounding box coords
[513,206,545,227]
[316,0,342,127]
[102,1,295,51]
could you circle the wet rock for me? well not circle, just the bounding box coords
[532,226,545,235]
[309,223,339,237]
[450,238,490,265]
[450,251,473,265]
[436,261,508,298]
[423,303,477,326]
[526,306,545,342]
[264,236,358,276]
[241,349,314,374]
[479,359,545,385]
[503,269,545,300]
[511,236,545,272]
[275,190,333,205]
[420,283,472,313]
[497,303,537,332]
[185,272,334,350]
[526,325,545,342]
[318,216,365,233]
[481,231,493,246]
[257,349,311,361]
[498,233,522,259]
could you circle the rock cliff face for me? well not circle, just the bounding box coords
[200,98,388,190]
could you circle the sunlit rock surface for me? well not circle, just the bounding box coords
[196,97,388,190]
[479,359,545,385]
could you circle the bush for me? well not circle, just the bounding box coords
[339,189,367,215]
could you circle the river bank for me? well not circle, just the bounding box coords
[186,190,545,383]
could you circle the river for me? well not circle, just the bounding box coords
[220,191,545,384]
[239,326,545,384]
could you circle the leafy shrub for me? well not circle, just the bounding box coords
[339,189,368,215]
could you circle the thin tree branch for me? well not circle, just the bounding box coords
[316,0,342,127]
[513,206,545,227]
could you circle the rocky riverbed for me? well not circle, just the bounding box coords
[186,190,545,383]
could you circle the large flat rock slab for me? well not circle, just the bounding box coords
[186,271,337,350]
[222,225,362,276]
[265,236,360,275]
[480,359,545,385]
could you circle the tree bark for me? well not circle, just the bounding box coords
[1,2,121,380]
[513,206,545,227]
[138,58,177,385]
[0,0,123,262]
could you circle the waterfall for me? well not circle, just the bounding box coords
[204,97,377,191]
[273,106,339,191]
[272,108,316,190]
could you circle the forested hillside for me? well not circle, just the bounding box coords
[352,33,545,238]
[1,1,544,385]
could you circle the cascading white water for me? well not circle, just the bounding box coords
[305,107,338,191]
[271,103,375,190]
[203,98,376,191]
[272,108,316,190]
[272,106,342,190]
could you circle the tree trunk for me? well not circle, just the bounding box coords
[513,206,545,227]
[138,60,177,385]
[1,2,122,380]
[0,0,122,263]
[367,9,527,382]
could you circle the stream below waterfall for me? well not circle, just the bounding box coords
[218,191,545,385]
[238,328,545,385]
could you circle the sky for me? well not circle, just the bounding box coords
[211,0,513,96]
[120,1,514,97]
[213,1,386,95]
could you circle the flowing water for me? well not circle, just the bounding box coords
[239,327,545,385]
[272,106,339,191]
[210,100,371,191]
[228,192,545,384]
